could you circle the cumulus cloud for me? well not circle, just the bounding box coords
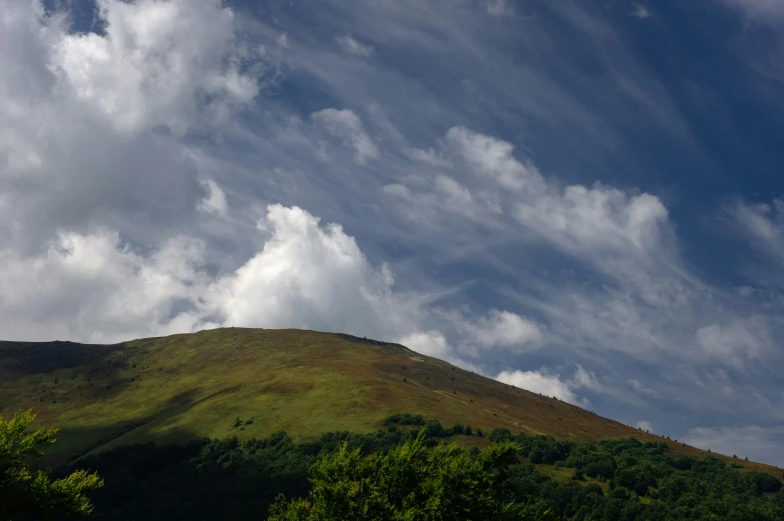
[0,204,454,363]
[48,0,261,135]
[458,309,542,352]
[311,108,379,164]
[635,420,654,432]
[495,364,601,406]
[445,127,670,259]
[0,0,279,258]
[0,230,208,342]
[446,126,544,192]
[496,369,580,404]
[205,204,407,335]
[336,35,374,57]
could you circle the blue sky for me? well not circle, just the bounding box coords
[3,0,784,465]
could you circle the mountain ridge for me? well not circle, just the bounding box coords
[1,327,779,476]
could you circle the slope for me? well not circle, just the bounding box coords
[0,327,779,476]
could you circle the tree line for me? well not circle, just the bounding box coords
[3,411,784,520]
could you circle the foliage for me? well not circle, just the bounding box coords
[0,409,103,521]
[267,430,549,521]
[45,415,784,521]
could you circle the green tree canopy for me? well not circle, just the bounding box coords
[0,409,103,520]
[267,430,552,521]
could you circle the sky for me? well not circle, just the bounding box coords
[2,0,784,466]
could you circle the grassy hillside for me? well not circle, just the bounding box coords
[1,327,780,475]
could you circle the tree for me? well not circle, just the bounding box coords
[267,430,550,520]
[1,409,103,520]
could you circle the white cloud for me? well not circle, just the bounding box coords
[459,309,542,351]
[696,320,769,368]
[630,3,652,19]
[636,420,654,432]
[383,174,502,226]
[446,126,545,192]
[683,425,784,465]
[387,126,779,380]
[494,364,602,406]
[0,230,208,342]
[496,369,580,404]
[445,127,670,258]
[515,185,668,256]
[204,204,407,335]
[0,204,464,366]
[311,108,379,164]
[397,330,450,358]
[48,0,261,135]
[336,35,374,57]
[197,179,229,217]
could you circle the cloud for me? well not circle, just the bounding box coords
[0,203,460,368]
[696,320,770,368]
[204,204,408,336]
[395,330,483,372]
[0,0,281,259]
[445,127,670,259]
[495,364,602,406]
[446,126,545,192]
[336,35,374,57]
[630,3,652,19]
[717,0,784,19]
[636,420,654,432]
[458,309,542,351]
[495,369,581,404]
[0,230,208,343]
[730,199,784,264]
[311,108,379,164]
[403,147,452,168]
[574,365,604,393]
[197,179,229,217]
[627,379,660,399]
[48,0,262,135]
[683,425,784,466]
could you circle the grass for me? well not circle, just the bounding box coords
[1,327,781,478]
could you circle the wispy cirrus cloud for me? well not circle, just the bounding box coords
[336,35,374,57]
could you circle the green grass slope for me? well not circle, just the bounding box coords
[1,327,780,476]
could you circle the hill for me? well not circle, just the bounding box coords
[0,327,779,475]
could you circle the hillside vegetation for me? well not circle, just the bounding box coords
[0,327,779,477]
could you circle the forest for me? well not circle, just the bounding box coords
[5,412,784,520]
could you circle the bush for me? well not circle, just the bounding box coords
[489,428,513,443]
[383,414,425,426]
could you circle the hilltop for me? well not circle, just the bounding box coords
[0,327,779,475]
